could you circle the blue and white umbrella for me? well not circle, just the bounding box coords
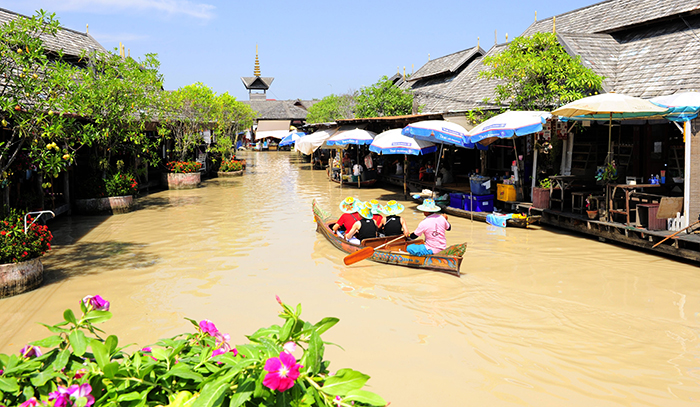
[325,128,376,146]
[369,128,437,155]
[468,111,552,146]
[650,92,700,122]
[279,131,305,147]
[401,120,469,147]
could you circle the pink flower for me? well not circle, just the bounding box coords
[283,342,296,354]
[49,387,71,407]
[19,397,41,407]
[263,352,303,392]
[20,345,42,358]
[73,369,87,379]
[198,319,219,336]
[82,295,110,311]
[275,295,283,305]
[68,383,95,407]
[140,347,157,361]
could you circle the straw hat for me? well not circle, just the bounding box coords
[339,196,359,214]
[356,202,374,220]
[381,200,405,216]
[416,198,441,213]
[368,199,383,215]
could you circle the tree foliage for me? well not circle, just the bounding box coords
[306,94,355,124]
[480,32,604,110]
[354,76,414,118]
[211,92,256,159]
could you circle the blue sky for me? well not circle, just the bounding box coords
[5,0,596,101]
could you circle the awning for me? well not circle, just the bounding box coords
[255,120,291,140]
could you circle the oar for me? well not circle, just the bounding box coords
[343,235,406,266]
[652,219,700,248]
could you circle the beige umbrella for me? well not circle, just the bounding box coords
[552,93,668,162]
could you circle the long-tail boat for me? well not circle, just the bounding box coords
[312,199,465,276]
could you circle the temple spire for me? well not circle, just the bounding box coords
[254,44,261,77]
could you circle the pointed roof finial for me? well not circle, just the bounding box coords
[553,16,556,33]
[86,24,89,34]
[254,44,261,77]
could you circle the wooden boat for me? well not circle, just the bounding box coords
[441,205,540,228]
[312,199,465,276]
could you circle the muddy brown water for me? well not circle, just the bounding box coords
[1,151,699,406]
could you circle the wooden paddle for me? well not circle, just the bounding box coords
[344,235,406,266]
[652,219,700,248]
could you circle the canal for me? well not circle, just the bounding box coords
[1,151,699,406]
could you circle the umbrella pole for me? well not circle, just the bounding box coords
[432,143,444,198]
[403,154,408,200]
[357,146,361,188]
[512,138,525,201]
[606,112,613,164]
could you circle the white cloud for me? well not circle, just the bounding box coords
[42,0,216,20]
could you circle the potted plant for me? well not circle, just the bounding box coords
[217,158,244,177]
[75,169,138,214]
[585,194,598,219]
[532,177,551,209]
[163,160,202,189]
[0,210,52,297]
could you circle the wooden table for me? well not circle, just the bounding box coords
[606,183,660,225]
[549,175,576,211]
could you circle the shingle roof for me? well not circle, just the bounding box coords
[557,32,620,91]
[243,99,318,120]
[241,76,274,90]
[0,7,106,57]
[520,0,700,36]
[408,47,482,82]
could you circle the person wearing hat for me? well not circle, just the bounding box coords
[407,198,451,256]
[333,197,362,237]
[345,202,378,243]
[380,200,409,237]
[368,199,385,230]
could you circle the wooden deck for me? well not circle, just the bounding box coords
[517,203,700,262]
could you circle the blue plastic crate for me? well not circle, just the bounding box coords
[449,193,465,209]
[470,176,491,195]
[464,194,494,212]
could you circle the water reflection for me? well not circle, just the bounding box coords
[0,151,699,406]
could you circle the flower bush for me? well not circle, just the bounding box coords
[166,161,202,174]
[0,210,52,263]
[595,160,617,183]
[219,159,242,172]
[104,172,138,197]
[0,295,386,407]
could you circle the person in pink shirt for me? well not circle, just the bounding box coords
[407,198,451,256]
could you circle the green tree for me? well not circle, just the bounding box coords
[210,92,256,159]
[480,32,604,110]
[354,76,414,118]
[0,10,81,212]
[159,83,217,161]
[306,94,355,123]
[71,50,164,180]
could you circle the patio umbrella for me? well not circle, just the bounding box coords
[650,91,700,228]
[369,128,437,155]
[401,120,470,147]
[279,131,305,147]
[552,93,668,162]
[295,128,336,155]
[325,128,376,146]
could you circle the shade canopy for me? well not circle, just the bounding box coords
[295,128,336,155]
[468,111,552,146]
[650,91,700,122]
[279,131,305,147]
[401,120,470,147]
[369,128,437,155]
[255,120,291,140]
[552,93,668,120]
[325,128,376,146]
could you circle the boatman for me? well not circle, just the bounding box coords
[406,198,450,255]
[333,197,362,237]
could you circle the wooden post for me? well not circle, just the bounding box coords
[403,154,408,200]
[63,167,71,215]
[683,120,691,228]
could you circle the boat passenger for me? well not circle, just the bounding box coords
[333,197,362,237]
[345,202,378,243]
[407,198,451,256]
[368,199,385,230]
[380,200,409,237]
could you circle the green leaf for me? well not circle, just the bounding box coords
[83,310,112,324]
[303,331,323,375]
[91,339,109,369]
[279,318,294,343]
[30,369,57,387]
[0,377,19,393]
[30,335,63,348]
[116,392,142,402]
[192,378,229,407]
[52,349,70,372]
[163,365,204,382]
[151,347,169,361]
[321,369,369,396]
[344,389,386,406]
[228,378,254,407]
[103,361,119,378]
[313,317,339,336]
[69,330,88,356]
[63,309,77,324]
[105,335,118,354]
[38,322,70,334]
